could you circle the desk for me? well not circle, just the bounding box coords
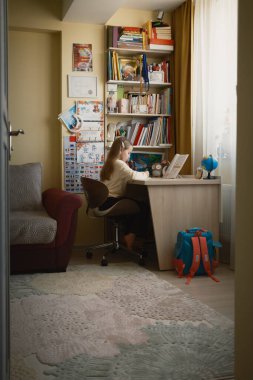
[126,176,221,270]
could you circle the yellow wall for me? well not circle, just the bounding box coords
[106,8,171,26]
[8,0,158,246]
[9,29,61,190]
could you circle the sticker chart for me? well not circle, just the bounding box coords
[61,101,104,192]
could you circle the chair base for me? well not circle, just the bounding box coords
[84,221,147,266]
[84,241,146,267]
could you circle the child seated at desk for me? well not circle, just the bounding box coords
[100,136,149,251]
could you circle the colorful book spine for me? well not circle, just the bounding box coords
[149,38,174,46]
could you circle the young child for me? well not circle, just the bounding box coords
[100,136,149,251]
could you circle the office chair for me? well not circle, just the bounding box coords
[81,177,146,266]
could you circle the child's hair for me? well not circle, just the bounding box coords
[100,137,132,181]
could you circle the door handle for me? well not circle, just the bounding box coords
[9,129,25,136]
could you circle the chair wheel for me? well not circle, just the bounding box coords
[138,255,145,266]
[86,251,93,259]
[101,256,108,266]
[140,250,148,258]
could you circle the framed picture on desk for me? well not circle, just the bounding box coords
[130,151,164,174]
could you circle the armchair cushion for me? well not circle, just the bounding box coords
[10,210,57,245]
[10,162,43,211]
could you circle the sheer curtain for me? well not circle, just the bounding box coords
[192,0,238,266]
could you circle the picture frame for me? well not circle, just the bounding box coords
[72,43,93,72]
[148,70,164,83]
[68,75,97,98]
[119,58,138,81]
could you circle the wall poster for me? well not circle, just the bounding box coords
[72,43,93,72]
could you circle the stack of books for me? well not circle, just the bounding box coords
[143,21,174,51]
[117,26,143,49]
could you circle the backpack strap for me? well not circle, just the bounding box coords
[174,258,185,278]
[199,236,220,283]
[185,236,201,285]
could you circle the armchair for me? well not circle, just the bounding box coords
[10,163,82,274]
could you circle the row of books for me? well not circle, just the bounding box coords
[115,89,172,115]
[108,50,140,81]
[114,117,172,146]
[108,51,170,83]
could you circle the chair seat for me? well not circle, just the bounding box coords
[88,198,140,218]
[10,210,57,245]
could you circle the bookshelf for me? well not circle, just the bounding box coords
[105,24,174,156]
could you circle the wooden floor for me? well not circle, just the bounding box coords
[70,245,235,322]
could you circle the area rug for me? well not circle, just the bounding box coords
[10,263,234,380]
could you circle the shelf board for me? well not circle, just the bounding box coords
[133,144,172,149]
[107,80,171,88]
[106,144,172,150]
[108,47,173,56]
[106,112,171,117]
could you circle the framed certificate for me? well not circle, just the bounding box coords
[68,75,97,98]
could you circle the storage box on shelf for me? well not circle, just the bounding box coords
[105,24,174,157]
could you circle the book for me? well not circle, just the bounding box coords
[133,124,144,145]
[117,98,129,113]
[162,154,189,179]
[113,26,119,47]
[151,21,169,27]
[149,38,174,46]
[107,26,113,48]
[121,26,142,33]
[148,44,174,51]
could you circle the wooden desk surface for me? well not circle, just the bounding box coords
[130,175,221,186]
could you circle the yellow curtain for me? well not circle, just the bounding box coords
[172,0,193,173]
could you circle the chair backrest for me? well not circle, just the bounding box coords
[81,176,140,218]
[81,177,108,209]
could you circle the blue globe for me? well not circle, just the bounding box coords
[201,155,218,179]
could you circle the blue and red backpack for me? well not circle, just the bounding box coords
[174,228,222,285]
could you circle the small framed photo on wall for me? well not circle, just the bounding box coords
[72,43,93,72]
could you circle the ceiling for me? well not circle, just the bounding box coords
[62,0,185,24]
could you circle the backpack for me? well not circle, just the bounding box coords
[174,228,222,285]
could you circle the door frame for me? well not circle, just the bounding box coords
[0,0,10,378]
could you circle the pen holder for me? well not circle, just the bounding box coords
[195,166,203,179]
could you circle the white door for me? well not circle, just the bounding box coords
[0,0,10,378]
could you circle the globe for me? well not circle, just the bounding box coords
[201,154,218,179]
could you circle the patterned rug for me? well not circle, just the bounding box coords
[10,263,234,380]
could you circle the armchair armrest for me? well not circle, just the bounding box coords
[42,189,82,246]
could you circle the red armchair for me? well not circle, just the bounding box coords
[10,163,82,274]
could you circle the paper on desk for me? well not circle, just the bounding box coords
[162,154,189,179]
